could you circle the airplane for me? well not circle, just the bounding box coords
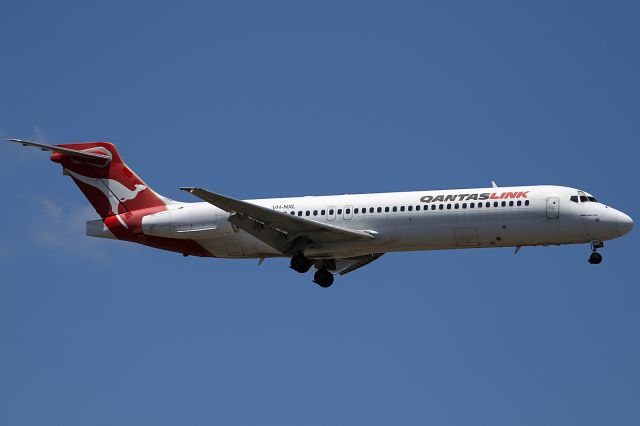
[7,139,633,288]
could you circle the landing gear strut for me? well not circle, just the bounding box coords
[290,253,313,273]
[313,268,334,288]
[588,240,604,265]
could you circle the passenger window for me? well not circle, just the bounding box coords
[337,209,343,215]
[431,205,436,210]
[462,203,467,208]
[509,201,514,207]
[392,206,397,212]
[355,208,360,214]
[290,211,295,215]
[525,200,530,206]
[501,201,506,207]
[447,204,451,209]
[345,208,351,214]
[385,207,390,212]
[377,207,382,213]
[321,210,326,215]
[408,206,413,211]
[454,203,459,209]
[470,203,474,208]
[401,206,405,212]
[478,202,482,208]
[306,211,310,216]
[439,204,444,210]
[517,200,521,206]
[370,208,375,213]
[298,211,303,216]
[494,202,499,207]
[312,210,317,216]
[329,209,334,215]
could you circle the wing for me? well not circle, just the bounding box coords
[6,139,111,160]
[181,187,376,255]
[332,253,384,275]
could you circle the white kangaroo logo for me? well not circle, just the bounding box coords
[67,170,147,229]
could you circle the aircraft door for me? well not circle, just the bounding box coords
[546,197,560,219]
[327,206,336,221]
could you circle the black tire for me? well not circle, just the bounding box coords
[290,253,313,273]
[589,252,603,264]
[313,268,334,288]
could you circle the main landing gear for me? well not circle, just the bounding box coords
[289,253,335,288]
[290,253,313,273]
[588,240,604,265]
[313,268,334,288]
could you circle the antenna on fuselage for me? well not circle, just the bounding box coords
[491,180,498,188]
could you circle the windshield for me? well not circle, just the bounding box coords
[570,190,598,203]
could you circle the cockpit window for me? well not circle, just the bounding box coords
[570,196,578,203]
[576,191,598,203]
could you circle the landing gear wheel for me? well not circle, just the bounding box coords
[290,253,313,273]
[588,252,603,265]
[313,268,334,288]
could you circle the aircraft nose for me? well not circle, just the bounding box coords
[618,212,634,237]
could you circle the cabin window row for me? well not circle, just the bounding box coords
[288,200,530,217]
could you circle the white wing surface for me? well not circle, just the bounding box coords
[181,187,375,255]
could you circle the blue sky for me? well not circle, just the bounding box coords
[1,1,639,424]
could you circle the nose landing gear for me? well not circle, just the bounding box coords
[588,240,604,265]
[589,252,603,264]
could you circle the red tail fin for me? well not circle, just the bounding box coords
[50,142,169,220]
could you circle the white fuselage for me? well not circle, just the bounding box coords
[132,185,633,260]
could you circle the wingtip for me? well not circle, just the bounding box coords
[180,187,197,193]
[5,138,35,147]
[6,138,41,147]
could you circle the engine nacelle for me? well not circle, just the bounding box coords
[142,204,233,239]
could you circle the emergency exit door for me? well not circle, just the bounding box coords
[327,206,336,221]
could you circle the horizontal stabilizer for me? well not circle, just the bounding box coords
[5,139,111,160]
